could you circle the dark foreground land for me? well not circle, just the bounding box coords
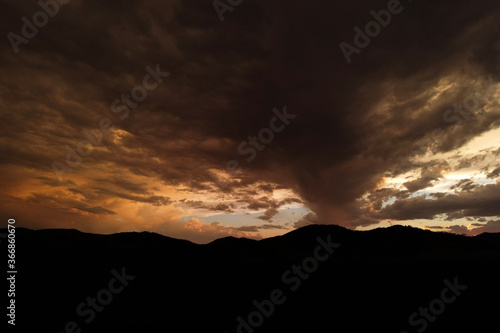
[4,225,500,332]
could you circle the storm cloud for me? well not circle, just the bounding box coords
[1,0,499,242]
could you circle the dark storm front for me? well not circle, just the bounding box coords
[225,235,340,333]
[51,64,169,182]
[210,105,297,189]
[7,0,73,54]
[339,0,412,64]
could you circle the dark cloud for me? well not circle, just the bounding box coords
[258,184,275,193]
[258,224,288,230]
[444,220,500,236]
[235,224,287,232]
[450,179,477,192]
[237,196,301,221]
[38,176,76,187]
[244,197,275,211]
[92,176,150,195]
[456,154,488,169]
[78,206,117,215]
[487,166,500,179]
[425,225,444,230]
[24,192,116,216]
[278,198,303,206]
[373,183,500,221]
[235,226,259,232]
[470,220,500,234]
[445,211,465,221]
[93,187,173,206]
[257,207,279,222]
[447,225,470,235]
[183,200,234,213]
[293,213,320,229]
[404,162,449,192]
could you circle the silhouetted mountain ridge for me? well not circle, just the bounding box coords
[4,225,499,332]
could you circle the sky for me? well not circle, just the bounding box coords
[0,0,499,243]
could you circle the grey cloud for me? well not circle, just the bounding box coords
[78,206,117,215]
[257,207,279,222]
[94,187,173,206]
[373,183,500,221]
[293,213,320,229]
[450,179,477,192]
[235,224,288,232]
[487,166,500,179]
[183,200,234,213]
[425,225,444,230]
[38,176,76,187]
[404,161,449,193]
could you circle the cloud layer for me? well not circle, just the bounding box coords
[1,0,500,241]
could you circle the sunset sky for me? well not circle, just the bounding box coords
[1,0,499,243]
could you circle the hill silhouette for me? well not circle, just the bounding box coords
[4,225,500,332]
